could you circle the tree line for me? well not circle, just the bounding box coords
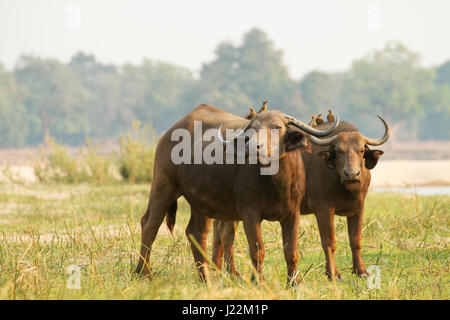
[0,28,449,147]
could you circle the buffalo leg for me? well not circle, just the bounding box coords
[315,211,341,279]
[136,177,178,277]
[242,217,265,282]
[212,220,240,277]
[211,220,224,270]
[222,221,239,276]
[347,212,368,276]
[186,207,212,281]
[280,213,300,285]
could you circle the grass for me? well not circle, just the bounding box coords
[0,183,448,299]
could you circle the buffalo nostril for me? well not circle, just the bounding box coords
[344,169,360,178]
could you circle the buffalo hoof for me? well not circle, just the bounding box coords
[197,270,211,283]
[358,273,369,278]
[251,274,265,284]
[326,271,342,282]
[352,269,369,278]
[135,264,153,280]
[134,271,153,280]
[229,271,241,280]
[327,276,344,282]
[287,277,302,287]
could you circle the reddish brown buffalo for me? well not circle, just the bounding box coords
[135,104,339,283]
[212,118,390,279]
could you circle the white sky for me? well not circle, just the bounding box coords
[0,0,449,78]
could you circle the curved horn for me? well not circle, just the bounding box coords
[307,134,339,146]
[285,114,340,137]
[216,119,255,145]
[361,115,390,146]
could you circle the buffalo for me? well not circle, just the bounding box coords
[212,117,390,279]
[135,104,339,283]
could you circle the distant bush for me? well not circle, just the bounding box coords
[33,121,157,185]
[118,120,156,183]
[83,139,116,185]
[34,137,116,185]
[34,138,84,184]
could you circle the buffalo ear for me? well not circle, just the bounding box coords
[364,149,384,169]
[318,150,336,169]
[285,129,310,153]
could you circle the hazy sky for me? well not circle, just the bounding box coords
[0,0,449,78]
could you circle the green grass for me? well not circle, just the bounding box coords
[0,183,448,299]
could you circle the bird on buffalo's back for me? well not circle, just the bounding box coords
[316,114,324,125]
[327,110,335,123]
[258,100,268,113]
[309,115,317,126]
[247,107,256,119]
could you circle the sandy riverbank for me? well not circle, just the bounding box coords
[1,160,450,188]
[370,160,450,187]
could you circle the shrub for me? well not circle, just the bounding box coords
[82,138,115,185]
[118,120,156,183]
[34,138,86,184]
[34,137,115,185]
[33,121,157,185]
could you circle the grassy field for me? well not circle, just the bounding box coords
[0,183,448,300]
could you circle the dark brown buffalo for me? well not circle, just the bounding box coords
[212,118,390,279]
[135,104,339,283]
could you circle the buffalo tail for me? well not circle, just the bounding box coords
[165,201,177,234]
